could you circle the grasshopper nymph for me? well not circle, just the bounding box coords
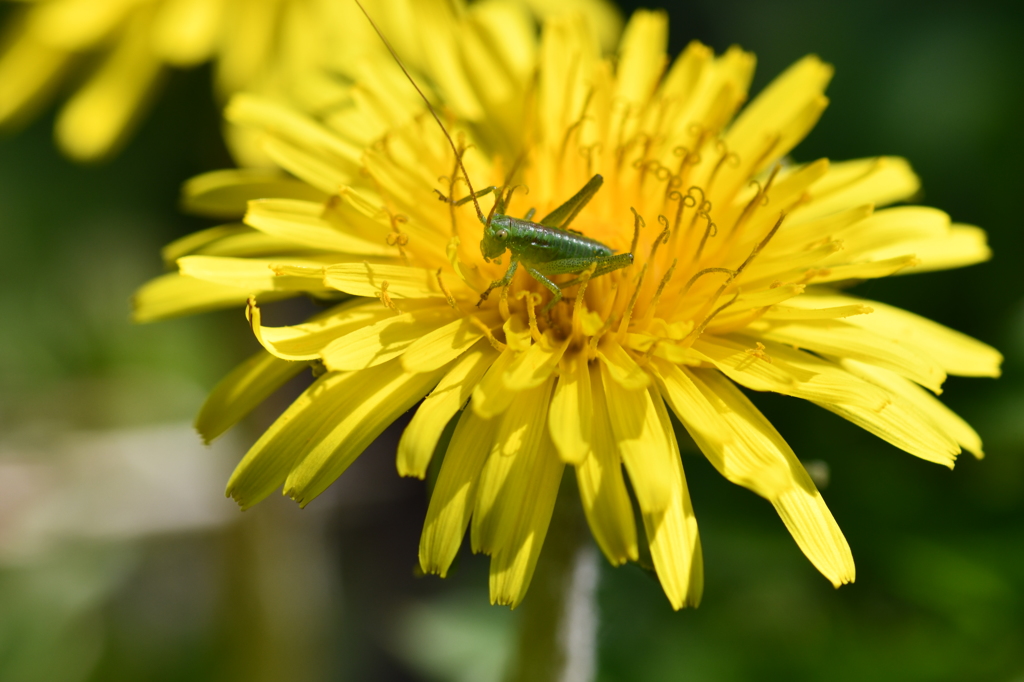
[355,1,634,313]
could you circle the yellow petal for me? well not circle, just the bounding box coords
[615,9,668,106]
[844,359,981,458]
[692,335,889,410]
[133,272,292,322]
[599,362,672,514]
[724,55,832,180]
[816,358,965,467]
[420,405,501,577]
[225,94,358,192]
[480,386,565,608]
[152,0,224,66]
[795,290,1002,378]
[537,12,598,157]
[521,0,623,52]
[401,312,502,373]
[215,0,277,94]
[549,352,593,465]
[503,334,568,391]
[282,360,448,507]
[643,382,703,609]
[824,206,948,256]
[30,0,127,50]
[226,370,351,510]
[247,297,403,361]
[487,432,565,608]
[324,262,468,300]
[749,317,947,393]
[226,93,361,165]
[808,255,921,284]
[575,361,638,565]
[245,198,395,256]
[260,135,353,195]
[649,357,730,446]
[195,350,304,444]
[456,2,531,142]
[795,157,920,221]
[686,369,855,587]
[177,254,332,292]
[866,224,992,274]
[398,343,499,478]
[55,12,163,161]
[413,0,484,120]
[762,304,873,321]
[472,377,558,557]
[471,349,519,419]
[181,168,329,219]
[0,30,69,128]
[320,305,461,371]
[767,204,875,255]
[597,340,650,390]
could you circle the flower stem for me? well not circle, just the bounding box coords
[506,474,600,682]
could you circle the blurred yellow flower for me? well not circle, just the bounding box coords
[0,0,621,162]
[136,8,1001,609]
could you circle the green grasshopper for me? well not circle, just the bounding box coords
[355,1,634,313]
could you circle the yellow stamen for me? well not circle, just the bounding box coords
[436,269,459,310]
[517,290,544,344]
[376,280,399,312]
[468,315,507,353]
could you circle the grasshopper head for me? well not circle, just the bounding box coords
[480,216,511,262]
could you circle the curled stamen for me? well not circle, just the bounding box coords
[705,140,741,194]
[516,290,544,343]
[503,184,529,211]
[693,211,718,261]
[649,220,671,262]
[629,207,645,257]
[376,281,399,312]
[617,262,649,337]
[560,87,594,160]
[729,211,787,282]
[468,315,507,352]
[436,269,458,309]
[650,258,678,310]
[682,292,739,347]
[681,267,734,296]
[687,186,706,211]
[731,165,782,235]
[701,211,788,315]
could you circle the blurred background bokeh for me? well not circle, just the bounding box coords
[2,1,1023,680]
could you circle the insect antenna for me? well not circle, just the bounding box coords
[354,0,486,224]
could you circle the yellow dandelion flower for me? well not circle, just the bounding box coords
[135,8,1001,609]
[0,0,621,161]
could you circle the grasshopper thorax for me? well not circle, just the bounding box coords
[480,214,514,261]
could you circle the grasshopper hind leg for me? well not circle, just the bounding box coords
[523,265,564,313]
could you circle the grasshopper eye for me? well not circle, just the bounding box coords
[495,229,508,240]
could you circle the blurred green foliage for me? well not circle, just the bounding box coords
[1,1,1023,681]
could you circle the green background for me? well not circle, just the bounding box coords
[1,1,1022,680]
